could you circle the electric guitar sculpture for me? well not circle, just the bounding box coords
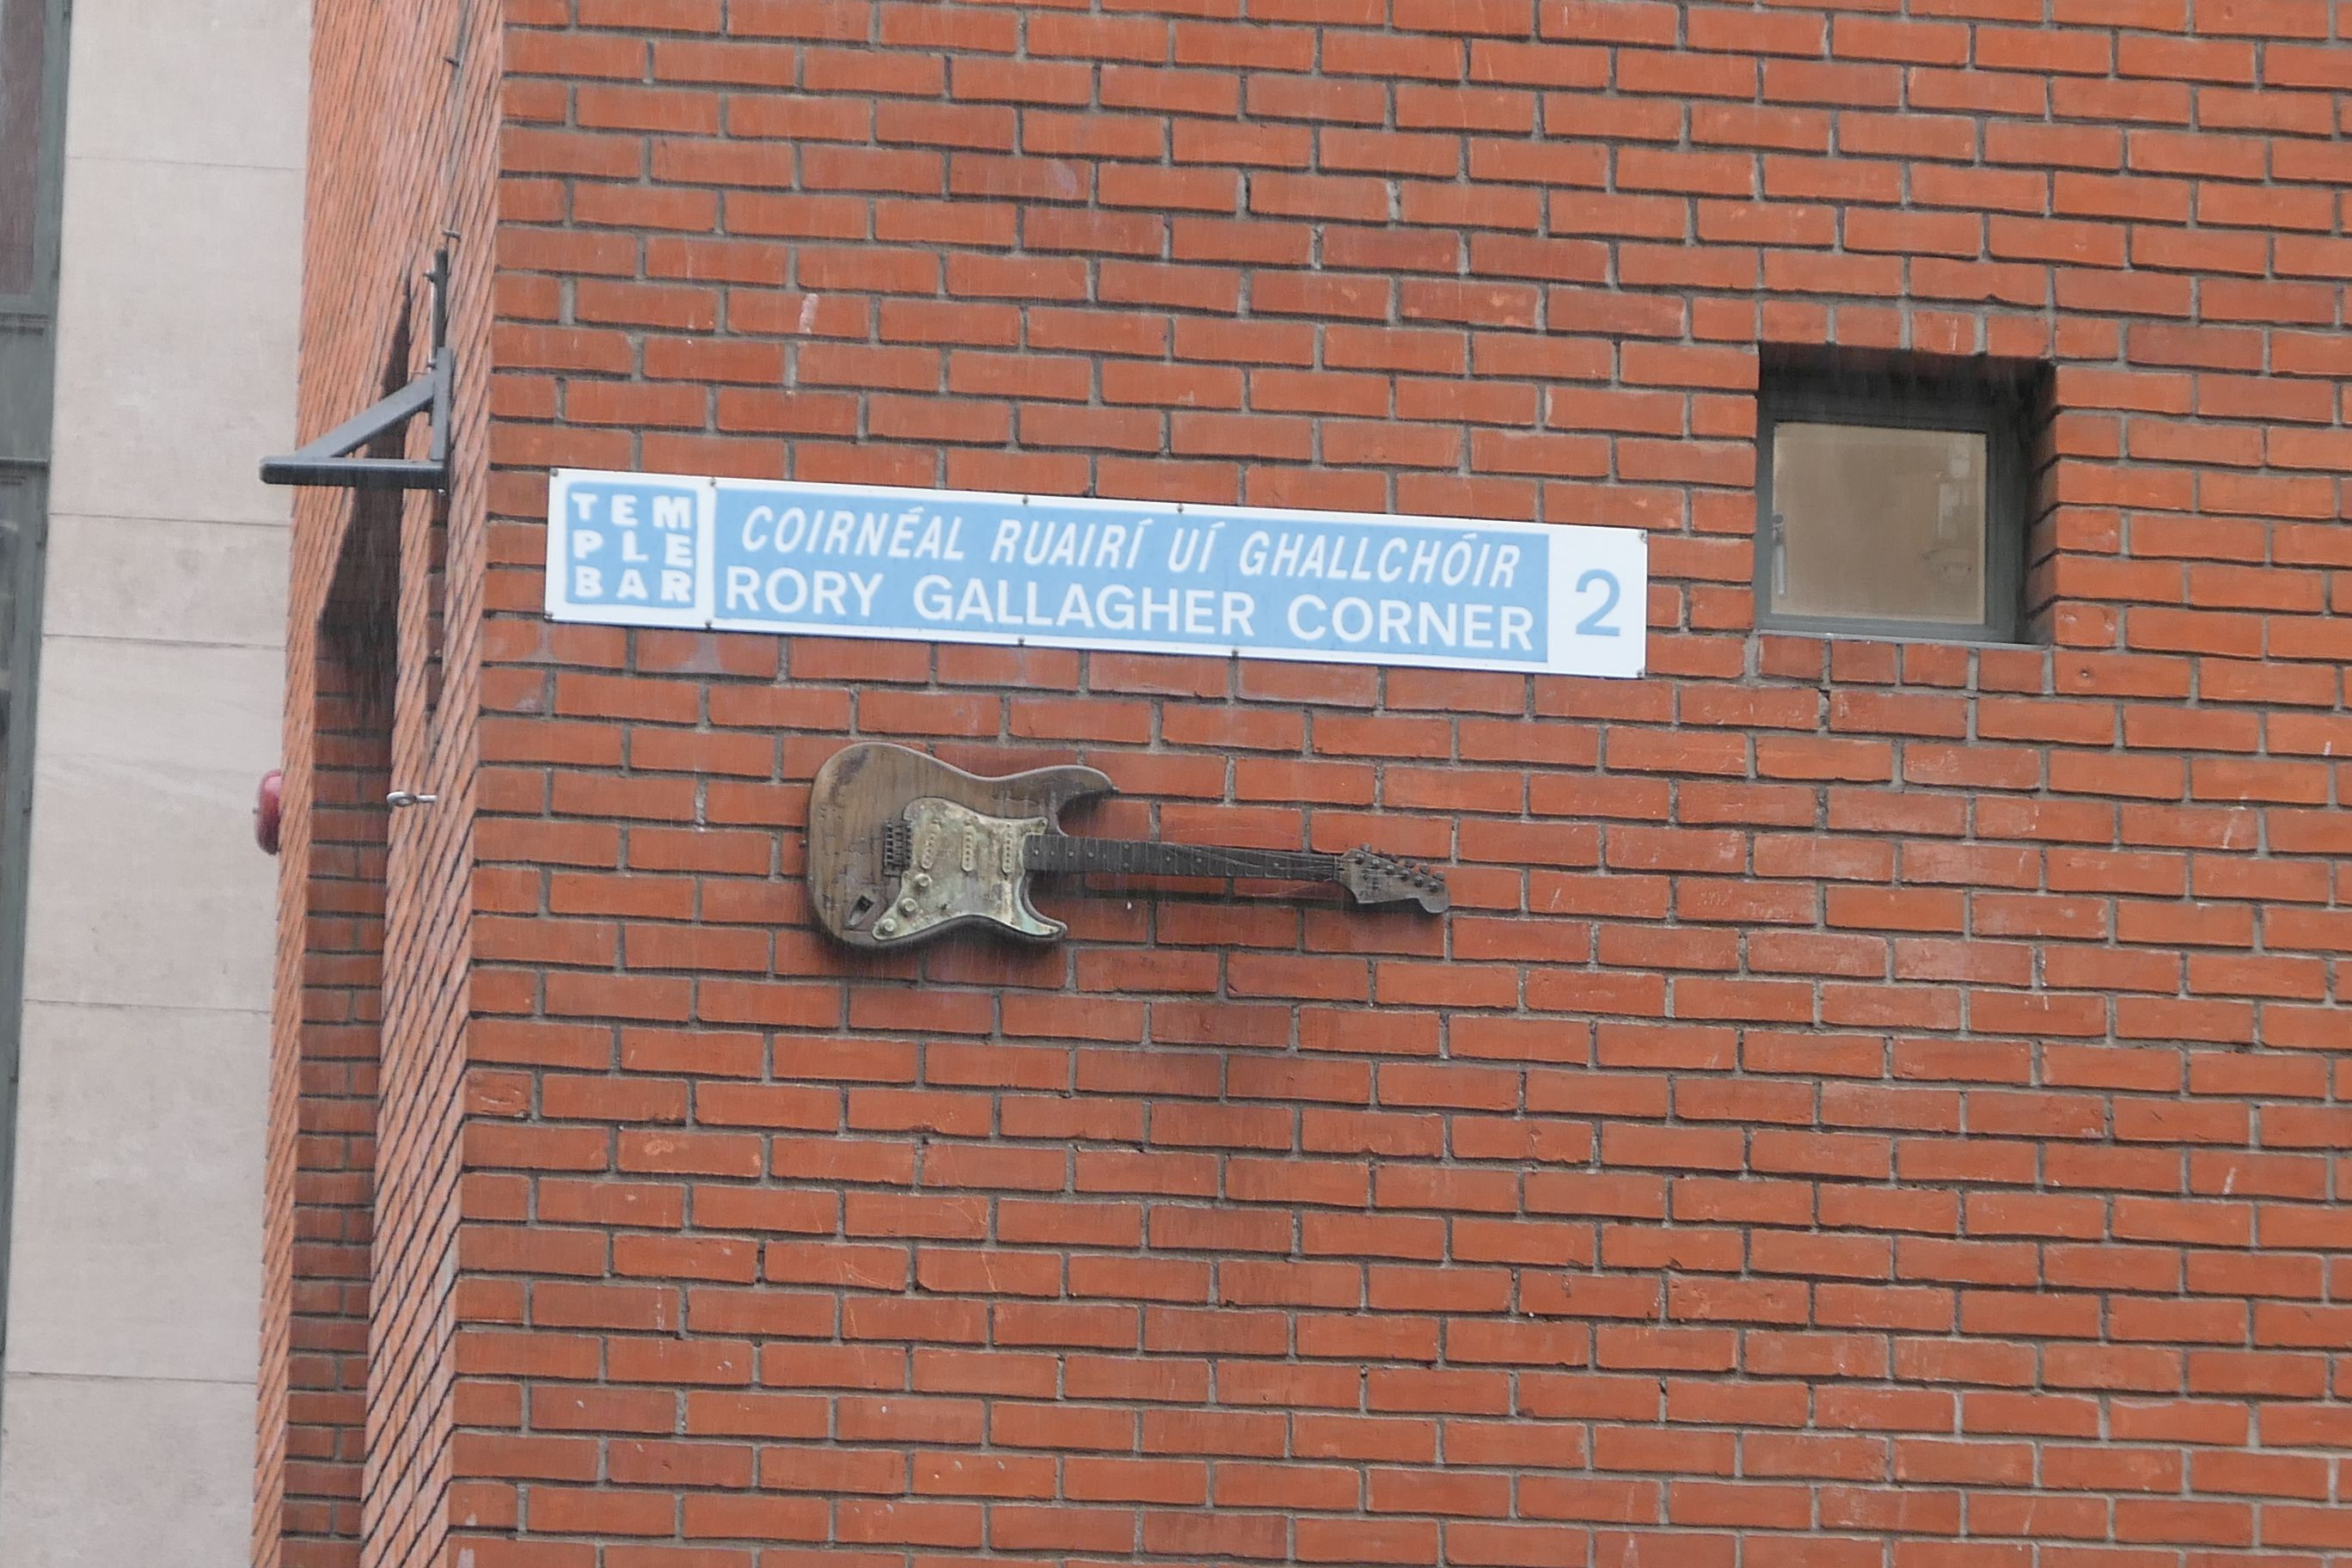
[807,742,1449,950]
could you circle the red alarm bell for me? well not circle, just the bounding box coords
[254,769,284,855]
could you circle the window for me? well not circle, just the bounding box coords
[0,0,47,297]
[1755,353,2039,644]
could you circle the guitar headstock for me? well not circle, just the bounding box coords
[1338,848,1450,915]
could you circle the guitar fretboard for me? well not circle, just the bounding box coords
[1024,836,1344,884]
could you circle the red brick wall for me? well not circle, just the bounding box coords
[260,2,498,1567]
[266,624,389,1568]
[458,2,2352,1565]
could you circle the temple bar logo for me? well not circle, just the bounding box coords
[545,469,1650,679]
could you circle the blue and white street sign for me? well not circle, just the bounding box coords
[546,470,1648,678]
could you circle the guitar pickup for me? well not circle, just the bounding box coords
[880,821,913,874]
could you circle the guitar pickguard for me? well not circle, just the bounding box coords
[866,797,1056,946]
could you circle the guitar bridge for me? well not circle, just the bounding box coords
[880,820,913,874]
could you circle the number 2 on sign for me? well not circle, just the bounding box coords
[1574,569,1622,637]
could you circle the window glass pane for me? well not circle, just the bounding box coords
[0,476,21,765]
[1770,421,1988,627]
[0,0,46,297]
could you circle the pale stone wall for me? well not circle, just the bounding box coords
[0,0,305,1560]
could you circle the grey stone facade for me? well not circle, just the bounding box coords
[0,0,304,1560]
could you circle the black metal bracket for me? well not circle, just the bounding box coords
[261,248,453,492]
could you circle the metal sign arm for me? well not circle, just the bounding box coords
[260,249,452,493]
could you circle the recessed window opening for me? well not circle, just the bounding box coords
[1755,349,2044,645]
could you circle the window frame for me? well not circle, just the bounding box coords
[1753,371,2030,646]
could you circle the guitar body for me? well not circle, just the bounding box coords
[806,742,1113,951]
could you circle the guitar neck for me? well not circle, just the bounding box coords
[1025,835,1345,885]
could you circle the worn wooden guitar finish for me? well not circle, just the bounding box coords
[807,742,1449,950]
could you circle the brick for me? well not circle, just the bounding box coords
[279,11,2352,1568]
